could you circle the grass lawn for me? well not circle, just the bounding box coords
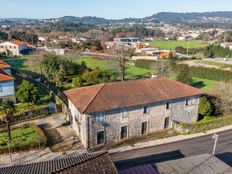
[195,60,232,69]
[149,40,208,50]
[0,57,30,71]
[76,57,151,79]
[0,124,45,152]
[169,73,217,94]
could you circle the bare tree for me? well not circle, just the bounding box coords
[213,82,232,115]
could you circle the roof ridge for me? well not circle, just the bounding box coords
[83,83,106,113]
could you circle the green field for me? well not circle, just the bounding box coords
[76,57,151,79]
[169,73,217,94]
[149,40,208,50]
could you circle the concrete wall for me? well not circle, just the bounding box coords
[0,80,15,98]
[68,95,200,148]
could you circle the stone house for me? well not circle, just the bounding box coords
[0,60,15,101]
[64,78,202,149]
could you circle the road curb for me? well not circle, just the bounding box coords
[109,125,232,154]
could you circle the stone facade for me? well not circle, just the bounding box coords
[68,95,200,149]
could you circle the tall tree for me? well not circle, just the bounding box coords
[16,80,38,105]
[0,99,15,139]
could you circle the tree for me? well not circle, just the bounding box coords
[176,65,192,85]
[0,99,15,139]
[213,82,232,115]
[151,60,171,77]
[16,80,39,105]
[199,96,212,116]
[72,77,83,88]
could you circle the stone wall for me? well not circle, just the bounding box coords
[72,95,201,148]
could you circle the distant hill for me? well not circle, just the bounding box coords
[2,11,232,27]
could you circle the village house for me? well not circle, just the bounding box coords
[64,78,202,149]
[0,40,35,56]
[0,60,15,101]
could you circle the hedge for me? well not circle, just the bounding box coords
[172,63,232,82]
[179,115,232,134]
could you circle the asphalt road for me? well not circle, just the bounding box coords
[111,129,232,170]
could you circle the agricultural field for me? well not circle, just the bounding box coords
[149,40,208,50]
[76,57,151,79]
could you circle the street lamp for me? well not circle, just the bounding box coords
[212,133,219,155]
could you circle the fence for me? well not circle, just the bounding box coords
[0,104,62,127]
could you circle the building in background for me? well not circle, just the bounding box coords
[0,40,35,56]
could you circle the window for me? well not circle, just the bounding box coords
[164,117,170,129]
[14,46,16,49]
[96,113,105,123]
[143,106,150,114]
[121,126,128,139]
[97,131,105,145]
[122,109,129,118]
[0,85,2,92]
[141,122,148,135]
[186,99,190,106]
[0,46,3,49]
[166,102,170,110]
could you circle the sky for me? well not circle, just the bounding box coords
[1,0,232,19]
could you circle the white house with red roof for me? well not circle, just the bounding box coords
[0,60,15,101]
[0,40,35,56]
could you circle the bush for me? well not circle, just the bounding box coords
[199,96,212,116]
[179,115,232,134]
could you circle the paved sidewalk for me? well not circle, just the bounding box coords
[109,125,232,154]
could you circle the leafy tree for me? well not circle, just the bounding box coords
[0,99,15,139]
[16,80,38,105]
[176,65,192,85]
[72,77,83,88]
[199,96,212,116]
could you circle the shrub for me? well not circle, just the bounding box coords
[179,115,232,134]
[199,96,212,116]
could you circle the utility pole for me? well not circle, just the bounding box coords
[212,134,219,155]
[187,39,190,56]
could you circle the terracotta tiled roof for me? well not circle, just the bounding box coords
[0,151,119,174]
[9,40,27,46]
[0,60,11,69]
[64,78,203,114]
[0,61,14,82]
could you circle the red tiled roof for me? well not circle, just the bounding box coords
[9,40,27,46]
[0,60,11,69]
[0,61,14,82]
[64,78,203,114]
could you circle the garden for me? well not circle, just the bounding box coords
[0,124,46,153]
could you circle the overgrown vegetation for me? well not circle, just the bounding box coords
[0,124,46,153]
[205,44,232,58]
[179,115,232,134]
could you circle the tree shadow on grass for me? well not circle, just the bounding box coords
[192,81,206,89]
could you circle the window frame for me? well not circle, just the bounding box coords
[143,106,150,114]
[96,112,105,124]
[97,130,105,145]
[141,121,148,135]
[166,102,170,110]
[120,126,128,139]
[122,109,129,118]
